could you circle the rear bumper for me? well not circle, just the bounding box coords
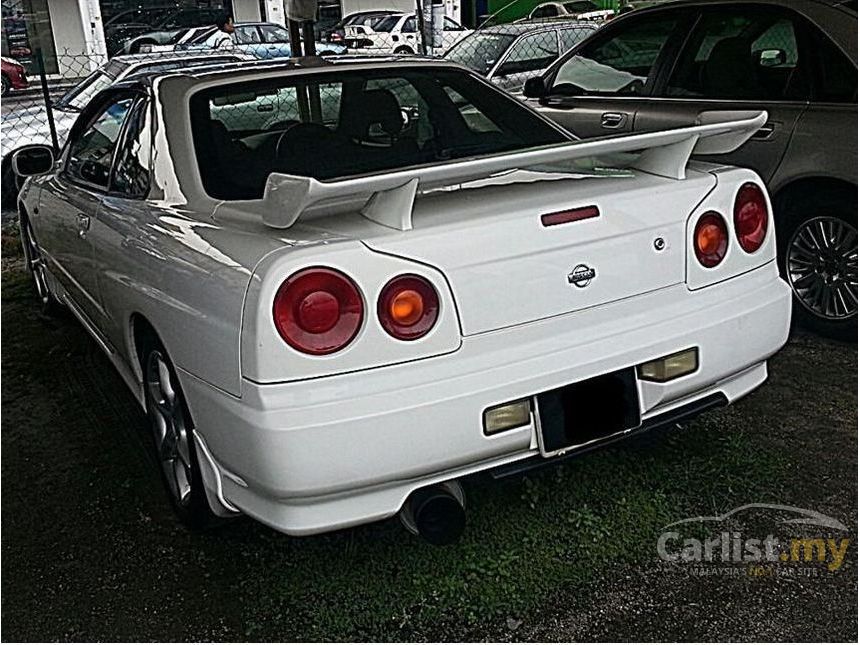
[179,262,791,535]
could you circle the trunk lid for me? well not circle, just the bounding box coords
[362,170,716,335]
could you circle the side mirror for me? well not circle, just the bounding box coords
[12,145,55,177]
[757,48,786,67]
[523,76,546,98]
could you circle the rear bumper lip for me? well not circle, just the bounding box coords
[180,262,791,535]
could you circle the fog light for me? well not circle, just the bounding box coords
[483,399,531,435]
[638,348,698,382]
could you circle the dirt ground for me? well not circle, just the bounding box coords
[1,245,857,642]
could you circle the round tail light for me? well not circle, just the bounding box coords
[273,267,363,355]
[378,275,439,340]
[694,212,729,268]
[734,182,768,253]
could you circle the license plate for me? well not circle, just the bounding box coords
[536,368,641,457]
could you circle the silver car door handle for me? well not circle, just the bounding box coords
[77,213,91,238]
[601,112,627,129]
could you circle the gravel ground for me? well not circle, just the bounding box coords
[1,236,856,641]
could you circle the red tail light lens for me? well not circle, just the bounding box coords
[378,275,439,340]
[273,267,363,355]
[694,212,729,268]
[734,182,768,253]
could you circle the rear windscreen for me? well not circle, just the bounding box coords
[188,67,567,200]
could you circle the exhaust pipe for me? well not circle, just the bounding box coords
[400,481,466,545]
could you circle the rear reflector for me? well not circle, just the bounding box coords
[541,205,600,227]
[638,348,699,382]
[483,400,531,435]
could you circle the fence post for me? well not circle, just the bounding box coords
[36,48,59,154]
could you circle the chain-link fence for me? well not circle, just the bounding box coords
[0,8,611,205]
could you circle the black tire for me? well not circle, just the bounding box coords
[1,74,10,97]
[140,335,221,530]
[393,46,414,54]
[777,195,857,342]
[19,214,63,316]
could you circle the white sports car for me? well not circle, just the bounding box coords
[13,57,791,544]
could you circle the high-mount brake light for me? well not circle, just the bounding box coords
[694,212,729,268]
[734,182,768,254]
[273,267,363,355]
[378,275,439,340]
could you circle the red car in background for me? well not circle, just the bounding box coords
[2,57,29,96]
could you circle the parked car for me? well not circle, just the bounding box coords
[1,52,252,206]
[13,57,790,542]
[139,25,214,53]
[178,22,347,57]
[1,56,28,96]
[445,20,597,94]
[105,6,223,56]
[322,10,396,44]
[526,1,616,22]
[345,12,472,54]
[524,0,857,340]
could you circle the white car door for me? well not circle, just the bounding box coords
[36,93,136,329]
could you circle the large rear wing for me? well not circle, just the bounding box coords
[260,110,767,230]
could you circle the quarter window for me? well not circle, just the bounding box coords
[550,16,678,95]
[809,30,856,103]
[66,96,134,189]
[111,98,151,198]
[665,10,808,100]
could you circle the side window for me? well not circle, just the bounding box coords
[809,30,856,103]
[443,85,502,135]
[559,26,593,52]
[65,96,134,189]
[497,31,559,76]
[666,10,808,100]
[402,17,416,33]
[532,5,558,19]
[111,98,151,198]
[261,25,290,43]
[550,15,678,95]
[444,17,462,31]
[235,26,260,44]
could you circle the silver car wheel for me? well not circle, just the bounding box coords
[786,216,858,320]
[145,351,193,507]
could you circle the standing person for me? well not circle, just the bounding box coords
[207,12,236,49]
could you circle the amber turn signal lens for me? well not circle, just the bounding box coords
[389,289,424,326]
[378,275,439,340]
[483,399,531,435]
[693,212,728,268]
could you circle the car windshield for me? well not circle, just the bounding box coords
[190,67,567,200]
[445,32,517,74]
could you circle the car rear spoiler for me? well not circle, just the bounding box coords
[260,110,767,230]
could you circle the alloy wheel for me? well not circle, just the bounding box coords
[785,216,858,320]
[145,351,193,507]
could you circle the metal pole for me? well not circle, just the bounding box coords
[301,21,322,122]
[288,19,304,56]
[415,0,427,55]
[36,48,59,153]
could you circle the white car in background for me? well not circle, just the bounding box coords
[526,0,616,22]
[13,57,791,544]
[345,12,472,54]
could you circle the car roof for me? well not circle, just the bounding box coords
[135,55,464,86]
[480,19,597,35]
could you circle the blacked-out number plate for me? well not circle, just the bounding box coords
[536,368,641,456]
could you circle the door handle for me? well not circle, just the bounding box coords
[751,122,776,140]
[601,112,627,129]
[77,213,91,239]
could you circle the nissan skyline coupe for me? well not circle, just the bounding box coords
[12,56,791,544]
